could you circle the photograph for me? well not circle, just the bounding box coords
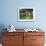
[18,7,35,21]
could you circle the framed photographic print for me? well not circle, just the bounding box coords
[18,7,35,21]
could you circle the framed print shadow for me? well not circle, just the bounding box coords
[18,7,35,21]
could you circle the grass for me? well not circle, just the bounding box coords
[20,15,33,19]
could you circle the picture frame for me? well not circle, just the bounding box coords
[18,7,35,21]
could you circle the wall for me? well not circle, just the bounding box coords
[0,0,46,43]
